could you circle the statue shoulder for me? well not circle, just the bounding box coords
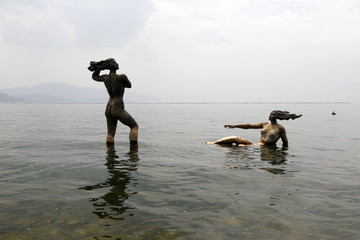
[118,74,128,79]
[117,74,131,88]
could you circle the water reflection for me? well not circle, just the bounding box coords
[80,145,139,220]
[222,145,290,174]
[223,145,256,170]
[259,146,289,174]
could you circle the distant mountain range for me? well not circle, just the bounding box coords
[0,82,157,103]
[0,92,25,102]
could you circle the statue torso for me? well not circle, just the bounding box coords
[260,123,282,144]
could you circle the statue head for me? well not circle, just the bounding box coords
[105,58,119,71]
[269,110,302,121]
[88,58,119,71]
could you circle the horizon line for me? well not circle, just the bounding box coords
[0,101,353,104]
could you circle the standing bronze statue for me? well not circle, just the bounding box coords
[88,58,138,146]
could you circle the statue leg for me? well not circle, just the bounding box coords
[206,136,253,145]
[129,125,139,146]
[117,109,139,146]
[106,116,117,144]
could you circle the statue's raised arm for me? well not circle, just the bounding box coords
[88,58,119,82]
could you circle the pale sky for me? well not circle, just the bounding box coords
[1,0,359,102]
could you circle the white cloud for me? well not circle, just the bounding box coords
[63,0,154,48]
[0,1,75,49]
[1,0,360,102]
[126,0,360,101]
[0,0,154,49]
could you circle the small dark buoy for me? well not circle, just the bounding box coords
[332,111,336,116]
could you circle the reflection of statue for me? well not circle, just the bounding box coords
[80,145,139,220]
[259,146,289,174]
[260,145,288,164]
[88,58,138,146]
[222,144,290,174]
[223,147,255,170]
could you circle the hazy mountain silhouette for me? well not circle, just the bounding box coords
[0,92,25,102]
[0,82,157,103]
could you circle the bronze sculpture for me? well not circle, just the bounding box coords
[88,58,138,146]
[206,110,302,147]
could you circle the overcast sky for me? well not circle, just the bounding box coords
[1,0,359,102]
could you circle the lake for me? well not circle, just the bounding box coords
[0,102,359,239]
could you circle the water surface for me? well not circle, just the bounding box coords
[0,103,359,239]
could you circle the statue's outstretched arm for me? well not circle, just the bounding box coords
[224,123,265,129]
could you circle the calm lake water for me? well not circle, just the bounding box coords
[0,102,359,240]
